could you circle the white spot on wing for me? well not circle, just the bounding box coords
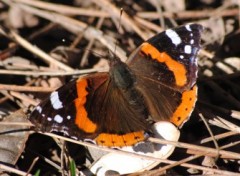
[50,91,63,110]
[54,114,63,123]
[180,55,184,59]
[165,29,181,46]
[67,115,71,120]
[184,45,192,54]
[190,39,194,44]
[47,117,52,121]
[186,24,192,31]
[36,106,42,113]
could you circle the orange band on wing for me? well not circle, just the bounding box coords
[95,131,145,147]
[141,43,187,87]
[170,86,197,127]
[74,79,97,133]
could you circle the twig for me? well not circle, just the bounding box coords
[0,68,100,76]
[150,155,202,176]
[69,32,84,49]
[199,113,219,150]
[148,137,240,159]
[188,139,240,159]
[137,8,240,20]
[0,89,38,107]
[134,16,163,33]
[199,49,214,59]
[80,17,105,67]
[26,157,39,175]
[210,116,240,133]
[0,164,32,176]
[0,84,55,92]
[0,90,18,104]
[148,0,165,29]
[232,110,240,120]
[216,61,235,74]
[220,141,240,149]
[0,79,38,105]
[12,0,109,17]
[0,122,33,126]
[9,91,39,106]
[201,131,238,144]
[0,96,9,104]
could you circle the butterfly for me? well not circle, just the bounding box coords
[29,24,203,147]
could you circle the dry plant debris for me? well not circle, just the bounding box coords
[0,0,240,175]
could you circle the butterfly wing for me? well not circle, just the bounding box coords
[30,72,149,147]
[127,24,203,127]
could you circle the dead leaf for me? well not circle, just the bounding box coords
[0,109,30,170]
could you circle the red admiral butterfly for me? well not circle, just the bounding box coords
[29,24,203,147]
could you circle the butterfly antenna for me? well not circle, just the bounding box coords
[110,8,123,62]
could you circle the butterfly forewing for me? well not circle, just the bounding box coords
[128,24,203,91]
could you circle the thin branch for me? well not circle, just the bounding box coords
[137,8,240,20]
[0,68,101,76]
[201,131,238,144]
[12,0,109,17]
[10,91,39,106]
[80,17,105,67]
[26,157,39,175]
[0,164,32,176]
[134,16,163,33]
[0,122,33,126]
[0,84,55,92]
[148,137,240,159]
[199,113,219,150]
[150,155,202,175]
